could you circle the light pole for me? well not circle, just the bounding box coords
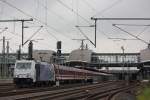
[121,46,125,80]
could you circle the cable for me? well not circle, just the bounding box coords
[23,26,43,45]
[0,16,57,51]
[81,0,121,41]
[0,2,4,19]
[6,30,22,37]
[76,26,95,46]
[45,28,58,41]
[45,0,47,25]
[59,0,113,45]
[92,0,123,17]
[83,0,97,12]
[0,15,57,50]
[0,0,68,40]
[108,37,138,41]
[114,23,150,37]
[34,0,39,18]
[76,0,79,26]
[57,0,92,25]
[113,24,149,44]
[0,0,32,18]
[37,0,73,39]
[137,26,150,37]
[38,0,70,24]
[112,23,150,26]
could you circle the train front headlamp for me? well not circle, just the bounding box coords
[15,75,19,78]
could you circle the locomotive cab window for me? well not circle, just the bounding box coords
[16,63,31,69]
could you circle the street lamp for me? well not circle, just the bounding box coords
[121,46,125,80]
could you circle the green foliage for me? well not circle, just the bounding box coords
[137,86,150,100]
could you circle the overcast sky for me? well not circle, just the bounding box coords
[0,0,150,53]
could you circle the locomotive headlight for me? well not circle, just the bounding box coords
[15,75,19,78]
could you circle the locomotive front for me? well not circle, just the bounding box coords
[13,60,36,86]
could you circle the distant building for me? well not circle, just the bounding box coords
[140,48,150,61]
[68,49,93,63]
[33,50,56,63]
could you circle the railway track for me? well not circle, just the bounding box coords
[84,82,140,100]
[0,83,13,86]
[0,82,91,97]
[0,81,130,100]
[0,83,15,93]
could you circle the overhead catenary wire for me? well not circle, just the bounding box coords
[45,0,47,25]
[56,0,92,25]
[113,23,150,37]
[83,0,97,12]
[59,0,112,46]
[45,28,58,41]
[56,0,103,45]
[0,14,57,50]
[23,26,43,45]
[82,0,115,25]
[108,37,138,41]
[92,0,123,17]
[76,26,95,46]
[36,0,73,39]
[2,0,145,51]
[80,0,121,42]
[137,26,150,37]
[0,0,70,40]
[0,3,59,51]
[7,12,58,40]
[112,24,149,45]
[34,0,39,18]
[83,1,126,44]
[37,0,71,25]
[5,29,51,51]
[112,23,150,26]
[76,0,79,26]
[40,0,117,47]
[0,2,4,19]
[37,0,90,39]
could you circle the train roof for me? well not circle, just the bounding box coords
[54,64,112,76]
[78,67,112,75]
